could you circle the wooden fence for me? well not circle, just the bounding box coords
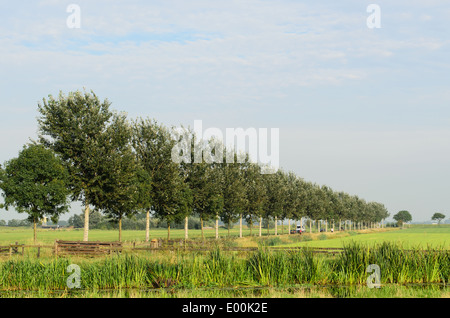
[54,240,123,256]
[0,242,25,257]
[0,239,345,257]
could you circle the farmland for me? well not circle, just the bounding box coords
[1,224,448,248]
[284,225,450,249]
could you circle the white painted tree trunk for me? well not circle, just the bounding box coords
[216,215,219,239]
[275,216,278,235]
[259,217,262,237]
[83,202,89,242]
[239,215,243,238]
[145,210,150,242]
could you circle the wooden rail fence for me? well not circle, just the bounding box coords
[54,240,123,256]
[0,240,344,257]
[2,239,445,258]
[0,242,25,257]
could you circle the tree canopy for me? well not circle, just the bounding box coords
[431,212,446,224]
[0,144,70,242]
[1,89,392,240]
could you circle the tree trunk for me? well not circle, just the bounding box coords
[275,216,278,236]
[145,210,150,242]
[119,217,122,242]
[239,214,242,238]
[259,217,262,237]
[83,201,89,241]
[168,223,171,240]
[228,221,230,237]
[288,219,290,235]
[309,219,311,234]
[201,217,204,240]
[215,214,219,239]
[185,216,188,240]
[33,220,37,244]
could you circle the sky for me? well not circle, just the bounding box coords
[0,0,449,222]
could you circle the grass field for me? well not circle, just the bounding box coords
[284,225,450,249]
[0,226,267,245]
[0,224,449,249]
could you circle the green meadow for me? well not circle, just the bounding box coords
[0,226,262,245]
[283,225,450,249]
[0,224,449,248]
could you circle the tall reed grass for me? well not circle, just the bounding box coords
[0,242,447,293]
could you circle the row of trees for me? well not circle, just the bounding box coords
[68,211,216,231]
[0,90,390,242]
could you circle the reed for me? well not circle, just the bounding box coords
[0,242,447,294]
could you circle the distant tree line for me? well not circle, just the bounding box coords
[1,89,391,242]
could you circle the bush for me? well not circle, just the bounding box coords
[258,236,282,247]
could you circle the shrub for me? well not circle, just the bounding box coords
[318,234,327,240]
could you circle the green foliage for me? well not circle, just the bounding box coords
[431,212,446,224]
[318,234,327,240]
[258,237,283,247]
[0,144,70,241]
[0,88,393,242]
[133,119,190,237]
[37,90,114,206]
[393,210,413,226]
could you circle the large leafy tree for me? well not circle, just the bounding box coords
[132,118,161,241]
[95,113,139,241]
[262,170,286,235]
[204,158,225,239]
[244,162,268,237]
[431,212,446,225]
[393,210,412,226]
[180,133,213,240]
[220,149,247,236]
[305,183,327,232]
[133,118,191,239]
[0,144,70,242]
[37,89,116,241]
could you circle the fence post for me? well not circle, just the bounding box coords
[54,240,58,257]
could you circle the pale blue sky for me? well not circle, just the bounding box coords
[1,1,449,222]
